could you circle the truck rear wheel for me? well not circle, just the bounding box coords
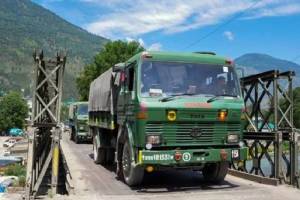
[93,134,106,164]
[122,140,144,186]
[74,134,80,144]
[70,127,74,141]
[202,161,229,184]
[106,148,115,164]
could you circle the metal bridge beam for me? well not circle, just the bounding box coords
[26,51,66,199]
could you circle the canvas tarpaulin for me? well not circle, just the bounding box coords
[88,68,113,112]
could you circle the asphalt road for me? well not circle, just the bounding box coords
[60,132,300,200]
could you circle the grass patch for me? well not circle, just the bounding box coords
[3,164,26,187]
[4,164,26,177]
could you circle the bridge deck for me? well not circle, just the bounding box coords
[60,132,300,200]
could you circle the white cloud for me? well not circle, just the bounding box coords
[83,0,300,38]
[79,0,124,3]
[148,43,162,51]
[125,38,162,50]
[125,37,145,47]
[244,3,300,19]
[138,38,145,47]
[125,37,134,42]
[223,31,234,41]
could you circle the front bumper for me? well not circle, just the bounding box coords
[77,131,92,139]
[138,147,248,165]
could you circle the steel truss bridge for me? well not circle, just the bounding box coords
[231,70,300,187]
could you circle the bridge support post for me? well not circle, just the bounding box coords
[274,131,283,181]
[51,127,61,195]
[290,130,300,187]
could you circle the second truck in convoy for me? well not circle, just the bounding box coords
[88,51,247,186]
[69,102,91,143]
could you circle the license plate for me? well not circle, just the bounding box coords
[142,154,174,161]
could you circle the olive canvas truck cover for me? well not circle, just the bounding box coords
[89,68,113,113]
[88,68,120,129]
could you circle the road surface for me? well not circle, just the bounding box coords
[60,132,300,200]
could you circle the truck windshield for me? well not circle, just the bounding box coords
[77,104,88,115]
[140,61,241,98]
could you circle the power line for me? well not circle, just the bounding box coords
[182,0,259,50]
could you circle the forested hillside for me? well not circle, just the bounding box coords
[0,0,108,99]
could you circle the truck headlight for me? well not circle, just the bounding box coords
[218,109,228,121]
[167,110,176,121]
[227,133,239,143]
[146,135,161,145]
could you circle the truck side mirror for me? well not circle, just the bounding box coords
[113,62,125,72]
[120,72,126,83]
[126,67,134,91]
[73,105,77,117]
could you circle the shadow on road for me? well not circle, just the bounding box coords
[88,152,239,194]
[134,170,238,193]
[88,153,117,172]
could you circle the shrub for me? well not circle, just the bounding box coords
[4,163,26,177]
[18,175,26,187]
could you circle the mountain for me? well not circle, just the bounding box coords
[235,53,300,86]
[0,0,108,99]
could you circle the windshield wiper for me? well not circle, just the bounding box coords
[207,94,237,103]
[159,93,198,102]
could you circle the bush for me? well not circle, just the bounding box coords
[4,163,26,177]
[18,175,26,187]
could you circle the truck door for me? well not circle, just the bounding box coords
[124,62,136,122]
[116,62,136,124]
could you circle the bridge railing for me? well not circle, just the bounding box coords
[231,70,300,188]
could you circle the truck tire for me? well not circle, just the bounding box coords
[93,135,106,164]
[69,131,72,141]
[202,161,229,184]
[74,134,80,144]
[69,127,74,141]
[106,148,115,164]
[122,140,144,186]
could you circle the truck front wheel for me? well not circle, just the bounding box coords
[93,134,106,164]
[69,127,74,141]
[122,140,144,186]
[202,161,229,184]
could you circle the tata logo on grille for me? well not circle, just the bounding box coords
[190,127,203,138]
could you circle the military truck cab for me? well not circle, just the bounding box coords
[89,51,247,186]
[69,102,91,143]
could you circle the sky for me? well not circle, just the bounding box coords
[32,0,300,63]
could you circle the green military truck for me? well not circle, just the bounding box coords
[89,51,247,186]
[69,102,91,143]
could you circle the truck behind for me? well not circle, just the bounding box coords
[69,102,91,143]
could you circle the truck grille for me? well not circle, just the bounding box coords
[146,122,241,145]
[78,122,88,132]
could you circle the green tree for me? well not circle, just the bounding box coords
[76,40,145,100]
[0,91,28,132]
[60,104,69,122]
